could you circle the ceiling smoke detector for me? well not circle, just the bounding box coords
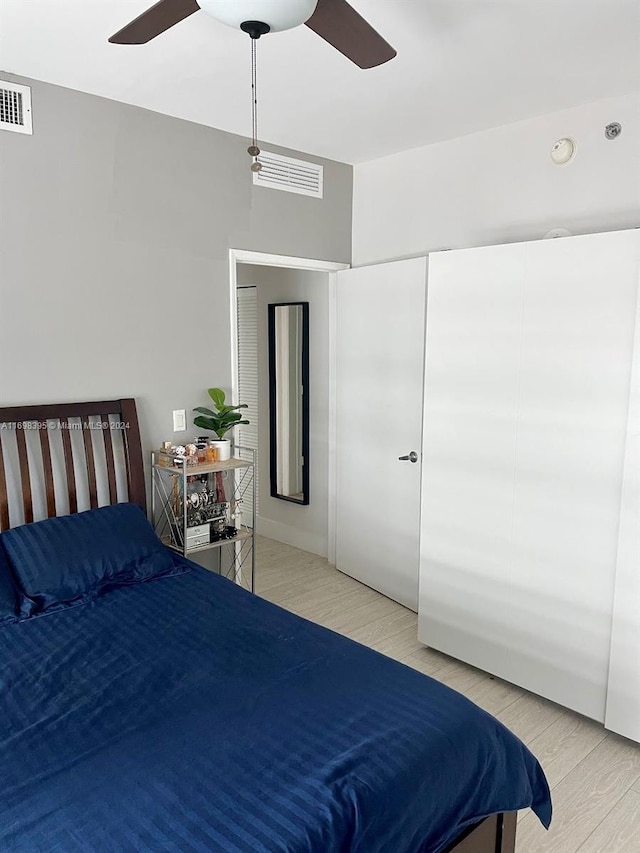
[544,228,572,239]
[550,137,576,166]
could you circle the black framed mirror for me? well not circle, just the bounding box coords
[268,302,309,505]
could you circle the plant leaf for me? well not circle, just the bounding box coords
[207,388,226,409]
[193,415,216,431]
[193,407,215,416]
[217,404,248,415]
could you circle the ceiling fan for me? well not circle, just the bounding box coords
[108,0,397,70]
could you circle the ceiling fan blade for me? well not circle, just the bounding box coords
[305,0,396,69]
[109,0,200,44]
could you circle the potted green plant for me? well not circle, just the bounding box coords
[193,388,249,461]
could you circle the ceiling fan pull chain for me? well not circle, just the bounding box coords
[248,38,262,171]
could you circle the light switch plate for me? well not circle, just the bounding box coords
[173,409,186,431]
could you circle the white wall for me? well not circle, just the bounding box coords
[353,93,640,266]
[237,265,329,557]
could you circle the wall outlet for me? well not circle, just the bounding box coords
[173,409,186,431]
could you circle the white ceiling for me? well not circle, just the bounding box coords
[1,0,638,164]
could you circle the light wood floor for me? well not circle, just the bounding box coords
[255,537,640,853]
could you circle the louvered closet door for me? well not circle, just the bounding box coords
[236,287,258,525]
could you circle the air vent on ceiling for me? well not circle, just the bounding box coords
[0,80,32,135]
[253,150,323,199]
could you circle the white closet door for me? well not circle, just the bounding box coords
[418,243,526,672]
[420,230,639,724]
[509,231,640,721]
[606,263,640,741]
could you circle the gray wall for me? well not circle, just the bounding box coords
[0,74,352,468]
[237,264,329,557]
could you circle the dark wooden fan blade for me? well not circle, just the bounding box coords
[305,0,396,69]
[109,0,200,44]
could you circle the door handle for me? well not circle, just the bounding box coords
[398,451,419,463]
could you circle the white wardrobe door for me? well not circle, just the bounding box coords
[418,243,525,673]
[509,231,640,721]
[606,239,640,741]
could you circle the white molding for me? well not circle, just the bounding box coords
[229,249,348,273]
[228,248,349,564]
[327,272,338,566]
[229,252,239,406]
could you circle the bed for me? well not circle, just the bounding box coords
[0,399,551,853]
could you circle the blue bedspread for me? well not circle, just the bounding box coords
[0,564,551,852]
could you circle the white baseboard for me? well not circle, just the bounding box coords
[256,515,328,558]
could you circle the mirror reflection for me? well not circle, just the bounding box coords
[268,302,309,505]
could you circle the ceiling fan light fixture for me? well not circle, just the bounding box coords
[198,0,318,32]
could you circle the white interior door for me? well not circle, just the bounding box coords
[335,257,427,610]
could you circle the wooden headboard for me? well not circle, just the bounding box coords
[0,399,146,531]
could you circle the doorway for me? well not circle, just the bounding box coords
[229,250,348,562]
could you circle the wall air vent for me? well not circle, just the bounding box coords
[253,150,323,199]
[0,81,32,135]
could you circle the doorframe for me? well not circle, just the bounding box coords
[229,249,349,564]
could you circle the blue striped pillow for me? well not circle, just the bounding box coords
[0,544,19,625]
[2,503,177,617]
